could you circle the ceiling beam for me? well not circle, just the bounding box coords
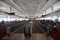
[37,0,58,17]
[2,0,25,14]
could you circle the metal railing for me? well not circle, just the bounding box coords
[5,21,29,35]
[35,21,52,35]
[34,21,46,33]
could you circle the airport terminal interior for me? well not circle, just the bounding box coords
[0,0,60,40]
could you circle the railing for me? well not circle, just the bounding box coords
[5,21,29,36]
[35,21,52,35]
[34,21,46,33]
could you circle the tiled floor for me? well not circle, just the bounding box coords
[2,33,54,40]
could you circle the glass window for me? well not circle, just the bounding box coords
[0,1,10,13]
[0,12,9,22]
[58,16,60,22]
[53,1,60,11]
[46,7,52,14]
[43,11,46,15]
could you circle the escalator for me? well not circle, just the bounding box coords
[35,20,52,35]
[32,21,44,33]
[15,21,44,34]
[2,21,53,40]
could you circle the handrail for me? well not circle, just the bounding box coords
[8,21,28,28]
[36,21,48,28]
[36,21,52,30]
[36,21,52,34]
[5,21,29,35]
[10,22,29,35]
[34,21,46,33]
